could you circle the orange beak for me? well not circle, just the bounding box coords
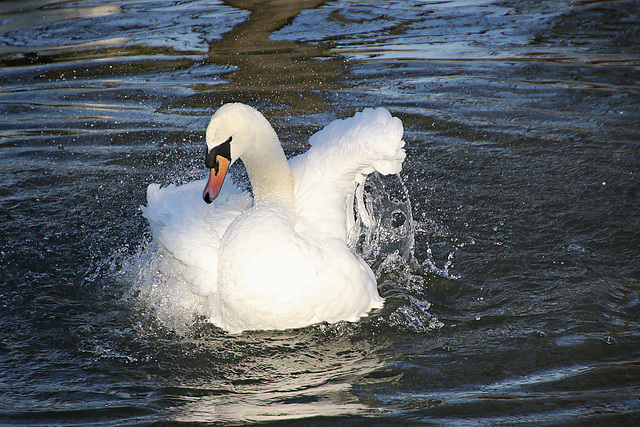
[202,155,230,204]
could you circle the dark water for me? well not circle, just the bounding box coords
[1,0,639,424]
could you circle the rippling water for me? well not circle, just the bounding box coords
[1,0,639,424]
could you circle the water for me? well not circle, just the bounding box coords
[1,0,639,424]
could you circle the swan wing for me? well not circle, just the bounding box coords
[296,107,404,178]
[141,178,251,295]
[291,107,405,241]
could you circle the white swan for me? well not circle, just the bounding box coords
[142,103,405,333]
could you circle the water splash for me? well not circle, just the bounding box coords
[349,172,415,264]
[349,173,443,333]
[118,237,232,334]
[422,245,462,280]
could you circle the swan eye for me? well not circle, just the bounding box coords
[205,137,232,172]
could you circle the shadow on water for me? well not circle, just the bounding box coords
[179,0,346,114]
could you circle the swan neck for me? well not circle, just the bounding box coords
[241,132,296,214]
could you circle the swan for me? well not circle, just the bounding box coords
[141,103,405,333]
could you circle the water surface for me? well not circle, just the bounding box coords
[1,0,639,424]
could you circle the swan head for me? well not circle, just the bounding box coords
[202,103,272,204]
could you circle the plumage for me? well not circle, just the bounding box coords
[141,103,405,333]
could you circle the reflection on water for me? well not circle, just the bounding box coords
[0,2,121,37]
[203,0,343,112]
[166,330,385,423]
[1,0,639,424]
